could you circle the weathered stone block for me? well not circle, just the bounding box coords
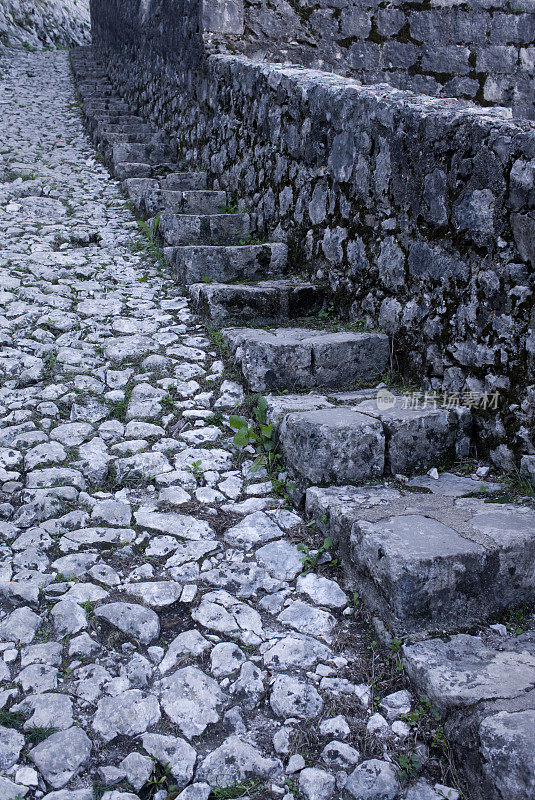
[189,280,324,325]
[403,634,535,710]
[421,45,471,74]
[224,328,390,391]
[165,243,287,283]
[158,211,251,246]
[479,709,535,800]
[279,408,385,486]
[141,189,226,217]
[202,0,244,34]
[352,398,471,476]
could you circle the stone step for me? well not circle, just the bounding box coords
[101,131,156,148]
[139,189,227,217]
[77,83,114,98]
[223,328,390,392]
[122,174,209,202]
[123,173,208,197]
[189,279,326,325]
[96,126,152,143]
[157,211,251,247]
[83,102,132,116]
[402,632,535,800]
[163,172,207,191]
[164,243,288,284]
[267,391,471,491]
[114,162,179,181]
[111,141,178,169]
[305,478,534,635]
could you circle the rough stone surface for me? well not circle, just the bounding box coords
[0,43,531,800]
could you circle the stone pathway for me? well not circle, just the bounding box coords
[0,48,416,800]
[0,47,531,800]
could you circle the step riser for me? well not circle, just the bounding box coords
[162,173,208,191]
[140,190,227,217]
[112,142,177,168]
[272,399,471,498]
[164,243,287,284]
[158,212,251,247]
[224,330,390,392]
[189,282,324,325]
[305,484,535,635]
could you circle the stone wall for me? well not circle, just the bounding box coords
[89,0,535,463]
[233,0,535,121]
[0,0,90,48]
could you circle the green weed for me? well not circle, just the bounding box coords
[26,725,57,744]
[297,536,336,575]
[229,396,279,476]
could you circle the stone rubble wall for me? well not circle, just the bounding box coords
[234,0,535,122]
[0,0,90,49]
[90,0,535,463]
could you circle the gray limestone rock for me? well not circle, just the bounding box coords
[192,590,264,644]
[277,600,336,641]
[159,630,211,675]
[0,607,41,644]
[0,778,28,800]
[159,666,228,739]
[222,511,283,549]
[0,725,25,770]
[270,674,323,719]
[51,599,88,636]
[141,733,197,786]
[210,642,246,678]
[479,709,535,800]
[29,727,92,789]
[196,735,282,786]
[403,634,535,710]
[345,759,399,799]
[119,753,153,791]
[262,634,332,668]
[299,767,336,800]
[279,408,385,487]
[296,573,347,608]
[93,690,161,741]
[95,602,160,644]
[255,538,303,580]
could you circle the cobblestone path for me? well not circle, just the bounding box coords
[0,50,465,800]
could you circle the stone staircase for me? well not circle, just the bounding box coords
[70,47,535,800]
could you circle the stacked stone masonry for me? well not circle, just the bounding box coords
[91,0,535,469]
[234,0,535,121]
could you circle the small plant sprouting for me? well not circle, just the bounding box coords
[210,777,263,798]
[186,459,205,484]
[392,751,423,782]
[26,725,58,744]
[130,213,165,266]
[218,201,240,215]
[297,536,336,575]
[161,385,178,414]
[503,606,530,636]
[42,351,57,375]
[143,761,177,798]
[229,396,278,476]
[0,710,25,730]
[80,600,96,619]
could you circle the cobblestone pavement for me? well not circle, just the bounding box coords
[0,50,463,800]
